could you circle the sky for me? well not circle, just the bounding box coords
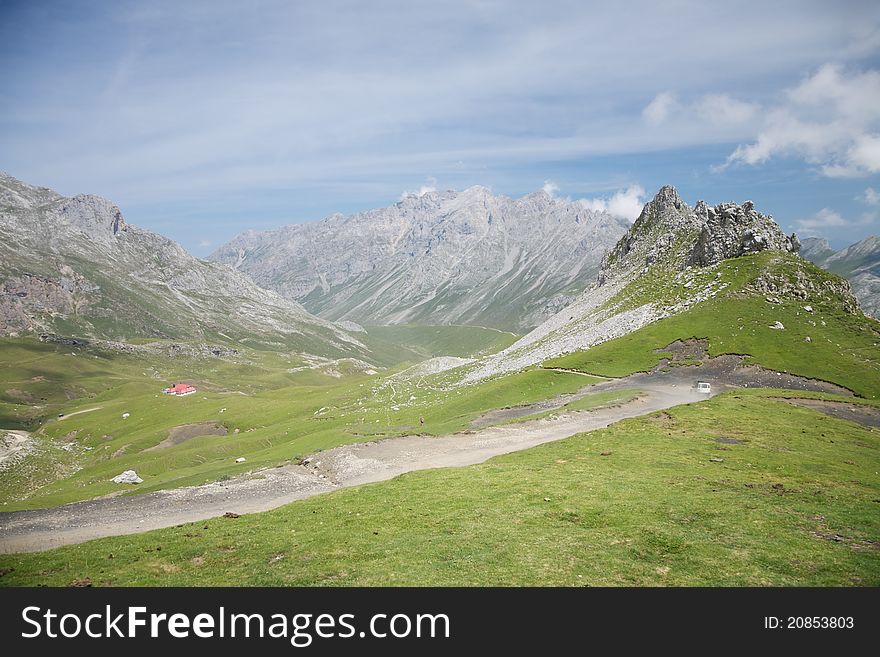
[1,0,879,256]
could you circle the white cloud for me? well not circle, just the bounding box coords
[542,180,559,196]
[860,187,880,205]
[695,94,759,126]
[642,92,677,125]
[724,65,880,177]
[642,91,757,132]
[198,239,212,248]
[579,184,646,222]
[2,1,878,245]
[794,207,849,234]
[847,134,880,172]
[400,177,438,200]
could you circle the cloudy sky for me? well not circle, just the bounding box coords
[1,0,879,254]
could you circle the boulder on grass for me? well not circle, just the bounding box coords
[111,470,143,484]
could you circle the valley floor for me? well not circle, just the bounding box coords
[0,358,852,554]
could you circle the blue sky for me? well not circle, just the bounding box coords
[1,0,879,255]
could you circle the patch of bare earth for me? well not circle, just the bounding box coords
[4,389,34,403]
[775,398,880,429]
[145,422,228,452]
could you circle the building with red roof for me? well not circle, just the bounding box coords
[162,383,197,396]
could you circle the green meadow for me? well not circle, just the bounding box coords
[2,251,879,587]
[0,333,586,510]
[547,254,880,398]
[2,392,877,586]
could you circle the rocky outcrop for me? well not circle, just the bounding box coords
[0,268,99,333]
[799,237,835,261]
[111,470,143,484]
[211,187,629,332]
[57,194,127,242]
[600,188,800,283]
[748,265,861,315]
[688,200,799,267]
[599,185,702,284]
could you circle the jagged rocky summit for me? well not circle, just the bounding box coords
[600,186,800,284]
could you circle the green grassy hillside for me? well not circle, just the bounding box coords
[3,391,877,586]
[547,253,880,398]
[0,338,589,510]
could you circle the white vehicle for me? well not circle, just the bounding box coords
[695,381,711,394]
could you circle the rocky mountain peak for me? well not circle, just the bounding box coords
[0,173,372,357]
[59,194,127,239]
[598,185,700,282]
[600,187,802,284]
[211,185,629,331]
[799,234,879,318]
[831,235,879,260]
[688,199,799,267]
[653,184,685,210]
[801,236,831,253]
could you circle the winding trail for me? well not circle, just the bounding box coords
[56,406,102,421]
[0,357,851,554]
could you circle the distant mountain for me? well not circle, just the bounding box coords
[798,237,835,262]
[210,187,629,332]
[801,236,880,318]
[466,186,863,381]
[0,173,369,359]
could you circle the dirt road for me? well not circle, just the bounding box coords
[57,407,102,421]
[0,357,850,554]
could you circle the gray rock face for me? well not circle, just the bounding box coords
[0,173,369,359]
[600,188,800,281]
[799,237,835,261]
[599,185,703,284]
[801,235,880,318]
[689,200,799,267]
[211,187,629,332]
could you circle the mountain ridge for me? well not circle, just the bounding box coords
[0,173,370,361]
[801,235,880,318]
[210,186,630,331]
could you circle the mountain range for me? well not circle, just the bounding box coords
[800,236,880,318]
[2,172,875,382]
[0,173,368,360]
[210,187,629,332]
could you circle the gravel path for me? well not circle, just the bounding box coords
[0,359,850,554]
[57,407,102,420]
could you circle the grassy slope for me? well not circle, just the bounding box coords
[2,391,876,586]
[3,251,879,585]
[546,254,880,398]
[0,338,589,510]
